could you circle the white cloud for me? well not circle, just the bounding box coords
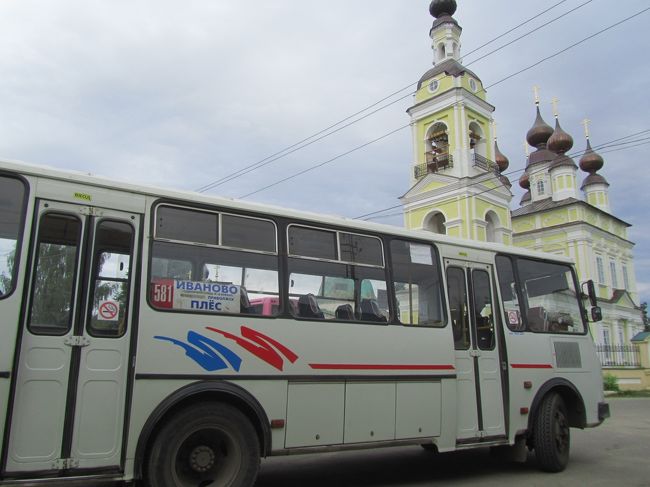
[0,0,648,283]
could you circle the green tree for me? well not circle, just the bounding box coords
[30,242,78,328]
[641,302,649,332]
[0,242,16,295]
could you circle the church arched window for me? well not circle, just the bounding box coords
[537,180,545,195]
[485,211,500,243]
[424,211,446,235]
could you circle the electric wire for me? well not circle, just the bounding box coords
[195,0,584,194]
[357,130,650,221]
[237,9,649,201]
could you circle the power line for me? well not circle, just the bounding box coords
[239,125,410,199]
[463,0,593,67]
[358,130,650,221]
[238,9,649,201]
[483,7,650,92]
[461,0,569,59]
[196,0,582,194]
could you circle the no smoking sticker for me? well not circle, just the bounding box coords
[98,300,120,321]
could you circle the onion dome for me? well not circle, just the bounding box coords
[500,175,512,188]
[526,106,554,148]
[519,171,530,189]
[429,0,460,30]
[520,190,531,205]
[494,141,510,172]
[579,139,604,174]
[547,119,573,154]
[430,0,457,17]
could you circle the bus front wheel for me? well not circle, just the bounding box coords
[533,392,570,472]
[146,402,260,487]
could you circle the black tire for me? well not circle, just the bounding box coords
[146,402,260,487]
[533,392,570,472]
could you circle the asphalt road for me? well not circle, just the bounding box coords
[256,398,650,487]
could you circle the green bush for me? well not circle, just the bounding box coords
[603,374,619,392]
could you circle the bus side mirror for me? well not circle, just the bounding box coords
[582,280,598,307]
[581,280,601,322]
[591,306,602,322]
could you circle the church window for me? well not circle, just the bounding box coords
[424,212,446,235]
[596,256,605,284]
[601,326,610,346]
[610,261,618,288]
[428,79,440,93]
[485,211,499,243]
[622,265,629,289]
[469,78,477,92]
[536,180,545,195]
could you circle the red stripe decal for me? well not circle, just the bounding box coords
[309,364,455,371]
[510,363,553,369]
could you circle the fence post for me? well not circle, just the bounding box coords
[631,335,650,369]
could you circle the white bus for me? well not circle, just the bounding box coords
[0,159,608,486]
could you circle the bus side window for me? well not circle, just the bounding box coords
[446,266,470,349]
[88,221,134,338]
[391,240,444,327]
[28,213,82,335]
[518,259,585,334]
[0,176,27,298]
[149,205,280,316]
[496,255,524,331]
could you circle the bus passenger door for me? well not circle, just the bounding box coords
[4,200,139,474]
[446,260,505,442]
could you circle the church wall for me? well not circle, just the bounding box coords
[415,74,455,103]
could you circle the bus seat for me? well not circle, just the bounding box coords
[335,304,355,320]
[360,299,387,322]
[240,286,254,314]
[298,294,325,319]
[527,306,547,331]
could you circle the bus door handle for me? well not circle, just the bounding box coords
[469,350,480,358]
[64,335,91,347]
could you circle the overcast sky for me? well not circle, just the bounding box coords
[0,0,648,304]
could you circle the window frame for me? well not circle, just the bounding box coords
[86,218,135,339]
[287,223,385,269]
[27,211,83,336]
[596,256,605,284]
[148,200,281,318]
[388,237,447,329]
[495,253,589,336]
[0,173,29,300]
[153,202,278,257]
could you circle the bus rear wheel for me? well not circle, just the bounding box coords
[533,392,570,472]
[146,402,260,487]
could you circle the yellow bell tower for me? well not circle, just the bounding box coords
[401,0,513,243]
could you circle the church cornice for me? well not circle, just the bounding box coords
[401,172,511,202]
[407,87,495,118]
[512,220,636,247]
[511,198,631,228]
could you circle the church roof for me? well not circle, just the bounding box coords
[512,197,631,227]
[417,59,481,89]
[632,332,650,342]
[581,172,609,189]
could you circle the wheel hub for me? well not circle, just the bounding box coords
[189,445,216,473]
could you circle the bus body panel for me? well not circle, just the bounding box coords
[0,160,607,484]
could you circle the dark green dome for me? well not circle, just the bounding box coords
[429,0,457,18]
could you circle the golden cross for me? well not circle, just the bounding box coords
[582,118,591,139]
[492,121,498,141]
[533,85,540,105]
[551,97,560,118]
